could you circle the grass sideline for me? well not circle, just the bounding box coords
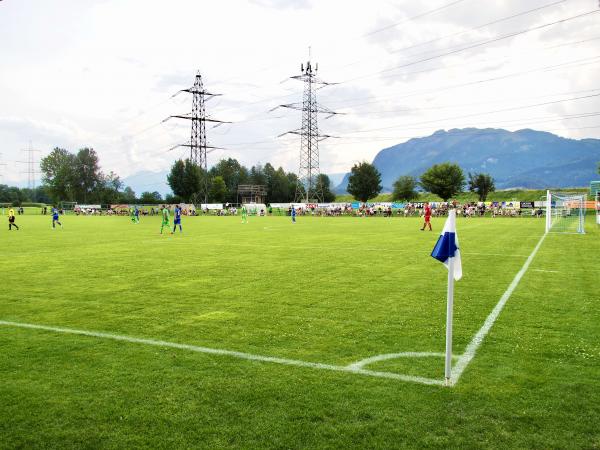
[1,214,599,448]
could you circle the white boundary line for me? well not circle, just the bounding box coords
[0,320,444,386]
[347,352,453,370]
[449,232,547,386]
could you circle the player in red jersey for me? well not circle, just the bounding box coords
[420,202,432,231]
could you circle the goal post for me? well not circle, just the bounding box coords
[596,191,600,226]
[545,190,585,234]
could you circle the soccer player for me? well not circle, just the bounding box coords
[8,208,19,230]
[160,205,170,234]
[172,204,183,234]
[52,207,63,229]
[134,206,140,223]
[420,202,432,231]
[241,205,247,224]
[130,207,136,223]
[291,205,296,223]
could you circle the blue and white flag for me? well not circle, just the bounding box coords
[431,209,462,281]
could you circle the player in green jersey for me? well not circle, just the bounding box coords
[160,206,170,234]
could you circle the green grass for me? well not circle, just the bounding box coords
[1,214,599,448]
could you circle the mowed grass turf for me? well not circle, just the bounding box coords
[0,213,598,448]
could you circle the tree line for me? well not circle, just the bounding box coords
[166,158,336,204]
[18,149,337,206]
[4,146,495,206]
[347,161,495,202]
[36,147,171,205]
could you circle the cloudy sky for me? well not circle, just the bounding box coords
[1,0,599,188]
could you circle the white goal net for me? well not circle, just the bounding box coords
[545,190,585,234]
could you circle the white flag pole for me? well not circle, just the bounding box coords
[545,189,551,233]
[445,253,454,385]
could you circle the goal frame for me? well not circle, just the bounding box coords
[545,190,585,234]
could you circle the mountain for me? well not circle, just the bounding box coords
[326,172,347,188]
[122,170,170,197]
[335,128,600,193]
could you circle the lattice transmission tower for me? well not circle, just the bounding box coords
[0,154,7,186]
[277,58,339,203]
[165,71,228,202]
[18,142,41,201]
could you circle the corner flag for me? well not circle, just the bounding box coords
[430,209,462,385]
[431,209,462,281]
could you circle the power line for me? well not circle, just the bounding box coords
[362,0,471,38]
[212,36,600,123]
[374,34,600,84]
[340,8,600,84]
[120,6,593,128]
[338,0,566,72]
[329,55,600,109]
[200,26,600,121]
[338,92,600,135]
[340,87,600,116]
[388,0,567,55]
[317,125,600,151]
[330,111,600,142]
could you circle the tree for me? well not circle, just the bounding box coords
[288,172,303,201]
[34,186,52,204]
[167,158,204,202]
[140,191,162,203]
[210,158,249,203]
[40,147,76,202]
[419,162,465,201]
[0,185,25,205]
[104,171,123,192]
[249,164,267,186]
[392,175,418,202]
[183,159,204,202]
[73,148,102,202]
[167,159,186,199]
[165,193,183,204]
[121,186,136,203]
[263,163,277,201]
[209,176,228,203]
[41,145,128,204]
[269,167,290,202]
[347,162,382,202]
[468,172,495,201]
[316,174,336,202]
[97,171,124,204]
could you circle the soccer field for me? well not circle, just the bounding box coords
[1,214,599,448]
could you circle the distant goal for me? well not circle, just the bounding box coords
[545,190,585,234]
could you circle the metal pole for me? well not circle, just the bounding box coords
[545,189,551,233]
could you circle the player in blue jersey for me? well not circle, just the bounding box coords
[291,205,296,223]
[172,205,183,234]
[52,207,63,229]
[134,206,140,223]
